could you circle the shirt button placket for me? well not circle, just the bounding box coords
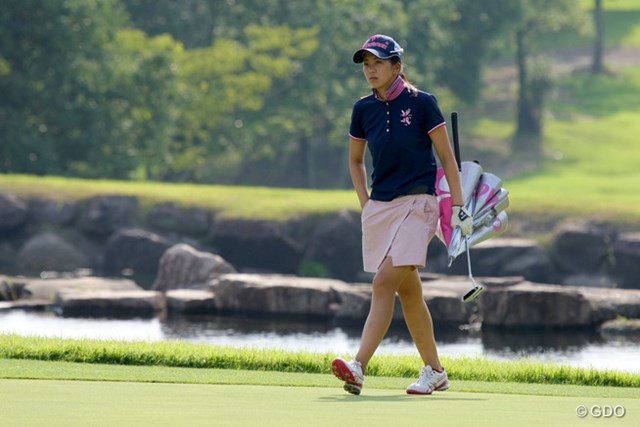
[386,103,390,134]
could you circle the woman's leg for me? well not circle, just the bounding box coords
[355,257,412,372]
[396,268,442,370]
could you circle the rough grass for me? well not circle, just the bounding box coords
[506,68,640,222]
[1,335,638,389]
[0,174,359,221]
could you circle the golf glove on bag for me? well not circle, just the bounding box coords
[452,205,473,236]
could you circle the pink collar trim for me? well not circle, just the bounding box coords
[373,76,406,101]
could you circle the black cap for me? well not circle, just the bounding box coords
[353,34,403,63]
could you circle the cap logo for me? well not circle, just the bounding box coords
[363,41,389,50]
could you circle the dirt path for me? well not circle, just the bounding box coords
[484,46,640,96]
[487,46,640,82]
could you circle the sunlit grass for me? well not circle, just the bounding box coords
[468,64,640,224]
[539,1,640,50]
[1,335,638,389]
[0,174,358,221]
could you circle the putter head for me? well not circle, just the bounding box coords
[462,276,483,303]
[462,285,483,303]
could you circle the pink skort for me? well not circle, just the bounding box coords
[361,194,439,273]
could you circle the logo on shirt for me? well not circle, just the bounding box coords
[400,108,412,126]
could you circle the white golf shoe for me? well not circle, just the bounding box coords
[406,365,449,395]
[331,358,364,395]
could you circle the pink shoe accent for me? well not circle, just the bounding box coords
[331,358,363,395]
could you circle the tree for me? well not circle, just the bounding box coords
[120,0,549,187]
[591,0,605,74]
[0,0,195,180]
[122,0,216,48]
[0,0,129,175]
[1,0,595,187]
[509,0,587,152]
[166,24,318,183]
[431,0,520,105]
[95,29,184,180]
[150,0,413,187]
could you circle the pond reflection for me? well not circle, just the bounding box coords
[1,310,639,373]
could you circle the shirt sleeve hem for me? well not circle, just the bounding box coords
[348,133,367,141]
[427,121,446,134]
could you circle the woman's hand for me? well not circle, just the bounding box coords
[452,205,473,236]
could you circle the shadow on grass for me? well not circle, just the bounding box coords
[318,394,486,403]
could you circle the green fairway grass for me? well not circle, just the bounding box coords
[1,359,638,427]
[1,374,637,426]
[1,359,638,399]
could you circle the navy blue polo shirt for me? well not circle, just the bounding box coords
[349,88,446,201]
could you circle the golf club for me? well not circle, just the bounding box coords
[461,235,483,302]
[451,111,484,303]
[450,210,509,259]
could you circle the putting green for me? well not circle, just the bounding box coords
[1,378,637,426]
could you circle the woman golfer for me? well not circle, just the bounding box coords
[331,34,473,395]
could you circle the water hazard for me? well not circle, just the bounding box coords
[1,310,639,373]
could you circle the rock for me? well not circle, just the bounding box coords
[304,210,362,281]
[551,223,613,277]
[0,277,29,301]
[24,276,141,300]
[212,273,482,326]
[0,299,52,312]
[562,274,617,288]
[422,240,449,273]
[153,244,236,292]
[485,238,553,283]
[579,286,640,323]
[27,199,77,226]
[446,238,555,283]
[149,203,211,236]
[210,219,302,274]
[0,241,19,274]
[481,282,640,329]
[211,274,347,318]
[612,232,640,289]
[103,228,173,279]
[55,290,164,318]
[29,276,158,318]
[480,282,595,329]
[17,232,91,275]
[599,318,640,336]
[422,277,481,324]
[165,289,217,314]
[77,196,138,236]
[0,192,28,231]
[333,283,374,322]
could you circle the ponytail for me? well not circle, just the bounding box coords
[391,57,418,95]
[400,72,418,95]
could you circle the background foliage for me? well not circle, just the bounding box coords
[0,0,603,188]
